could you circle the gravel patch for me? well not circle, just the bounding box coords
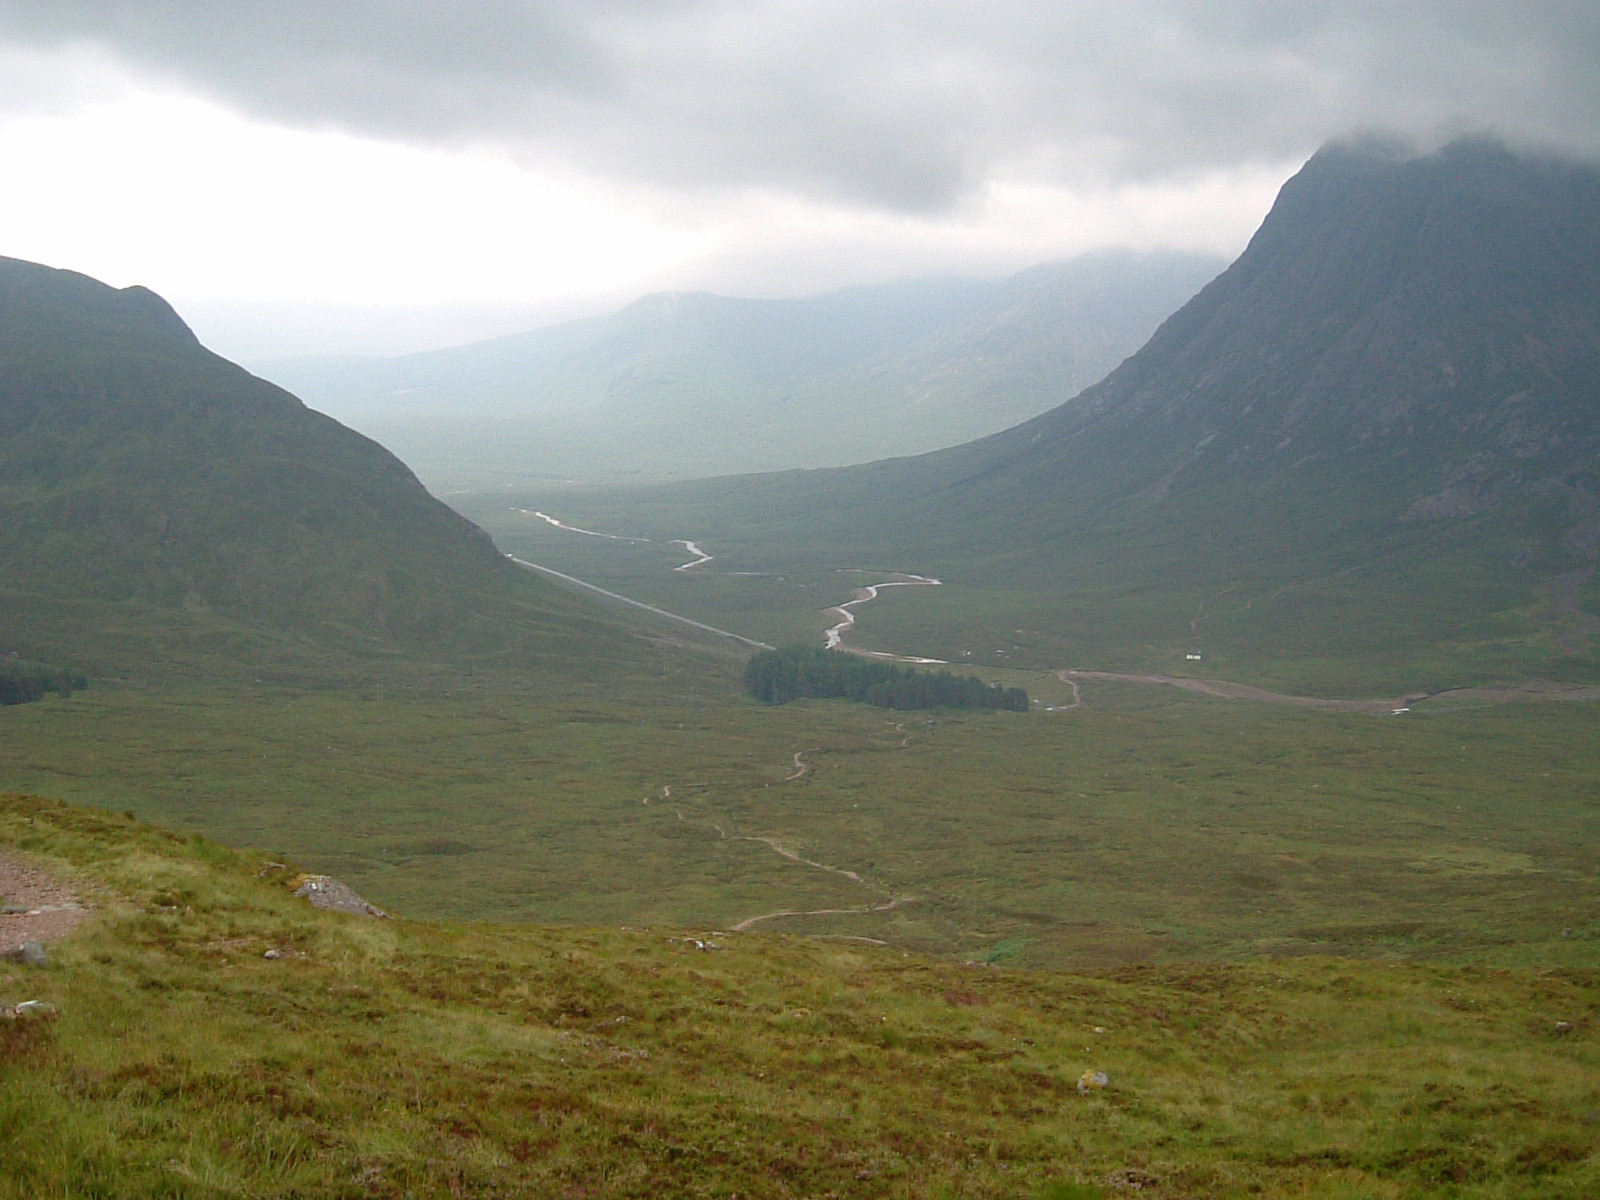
[0,851,90,954]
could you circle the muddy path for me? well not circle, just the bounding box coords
[729,897,911,933]
[781,750,817,782]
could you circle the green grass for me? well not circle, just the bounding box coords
[4,672,1595,971]
[2,793,1597,1198]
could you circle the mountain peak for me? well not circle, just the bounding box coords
[0,257,201,354]
[116,283,201,345]
[641,137,1600,685]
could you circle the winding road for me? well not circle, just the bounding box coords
[522,508,1597,946]
[520,508,1600,713]
[515,512,946,659]
[1057,669,1421,713]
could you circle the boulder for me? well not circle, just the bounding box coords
[292,875,390,918]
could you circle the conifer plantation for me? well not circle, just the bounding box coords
[744,644,1030,710]
[0,659,87,706]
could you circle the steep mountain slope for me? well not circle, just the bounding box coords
[0,257,656,677]
[258,252,1221,482]
[527,137,1600,688]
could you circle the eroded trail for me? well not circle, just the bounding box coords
[781,750,817,782]
[0,850,90,954]
[1041,674,1083,712]
[650,745,915,936]
[729,897,910,933]
[717,825,913,932]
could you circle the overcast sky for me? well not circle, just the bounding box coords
[0,1,1594,360]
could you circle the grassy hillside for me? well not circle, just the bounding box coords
[0,255,672,684]
[4,792,1598,1198]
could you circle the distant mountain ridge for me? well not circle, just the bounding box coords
[543,137,1600,688]
[0,256,651,676]
[257,251,1224,483]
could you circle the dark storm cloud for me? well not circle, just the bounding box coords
[1,0,1596,210]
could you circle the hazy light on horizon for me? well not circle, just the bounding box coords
[0,89,1287,360]
[0,2,1592,359]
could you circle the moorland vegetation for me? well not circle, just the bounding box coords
[2,794,1597,1199]
[0,135,1596,1197]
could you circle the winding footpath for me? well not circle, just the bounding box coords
[710,822,913,934]
[781,750,817,782]
[648,747,915,935]
[729,897,909,934]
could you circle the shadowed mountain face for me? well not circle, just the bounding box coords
[256,252,1223,484]
[560,138,1600,686]
[0,257,644,674]
[989,136,1600,518]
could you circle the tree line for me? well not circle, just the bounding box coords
[0,659,88,706]
[744,645,1028,712]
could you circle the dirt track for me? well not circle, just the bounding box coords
[1059,670,1600,710]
